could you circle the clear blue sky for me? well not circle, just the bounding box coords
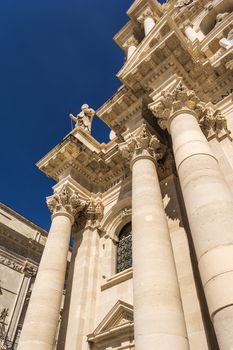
[0,0,166,230]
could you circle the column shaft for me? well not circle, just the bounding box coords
[63,227,99,350]
[132,155,189,350]
[127,45,137,59]
[144,17,155,36]
[18,214,72,350]
[170,111,233,350]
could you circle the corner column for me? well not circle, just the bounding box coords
[151,85,233,350]
[61,200,103,350]
[18,185,86,350]
[120,126,189,350]
[137,7,156,36]
[123,36,139,60]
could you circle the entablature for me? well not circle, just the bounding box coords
[37,128,131,193]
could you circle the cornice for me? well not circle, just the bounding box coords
[0,222,46,254]
[0,202,47,237]
[37,131,131,192]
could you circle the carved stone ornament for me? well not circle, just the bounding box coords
[175,0,195,9]
[85,199,104,224]
[150,84,203,130]
[200,108,230,139]
[69,104,95,133]
[123,36,139,49]
[137,6,154,23]
[0,308,8,323]
[219,29,233,50]
[0,256,24,273]
[119,124,165,163]
[23,261,37,277]
[46,185,87,218]
[215,12,229,26]
[226,59,233,70]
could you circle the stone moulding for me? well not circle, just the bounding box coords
[101,267,133,291]
[87,300,134,346]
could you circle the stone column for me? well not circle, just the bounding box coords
[184,25,199,42]
[18,185,86,350]
[150,84,233,350]
[137,7,156,36]
[120,126,189,350]
[61,200,103,350]
[200,107,233,192]
[123,36,139,60]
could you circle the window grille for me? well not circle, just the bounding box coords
[116,222,132,273]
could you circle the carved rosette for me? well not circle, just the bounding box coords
[137,6,155,23]
[119,125,165,165]
[46,185,87,218]
[150,84,203,131]
[200,108,230,139]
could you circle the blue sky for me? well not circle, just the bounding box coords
[0,0,166,230]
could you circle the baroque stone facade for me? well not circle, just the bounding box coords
[17,1,233,350]
[0,203,47,350]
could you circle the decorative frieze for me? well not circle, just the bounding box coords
[0,256,24,273]
[119,125,165,164]
[150,84,203,130]
[46,185,87,218]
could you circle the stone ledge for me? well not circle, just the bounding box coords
[101,267,133,291]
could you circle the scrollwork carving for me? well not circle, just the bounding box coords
[137,6,154,23]
[200,108,230,139]
[226,59,233,70]
[46,185,87,218]
[123,36,139,49]
[85,199,104,225]
[119,124,165,163]
[150,84,203,130]
[0,256,24,273]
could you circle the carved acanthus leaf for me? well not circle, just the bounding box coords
[226,59,233,70]
[119,125,165,162]
[137,6,154,23]
[123,36,139,49]
[46,185,87,217]
[86,199,104,224]
[200,108,230,139]
[150,84,203,130]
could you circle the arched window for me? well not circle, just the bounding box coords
[116,222,132,273]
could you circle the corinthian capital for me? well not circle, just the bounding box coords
[123,35,139,49]
[150,84,203,130]
[46,185,87,218]
[119,125,165,164]
[200,108,231,139]
[137,6,154,23]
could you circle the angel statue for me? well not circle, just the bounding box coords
[69,104,95,133]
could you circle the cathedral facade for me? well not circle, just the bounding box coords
[17,0,233,349]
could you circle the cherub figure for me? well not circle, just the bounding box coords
[69,104,95,133]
